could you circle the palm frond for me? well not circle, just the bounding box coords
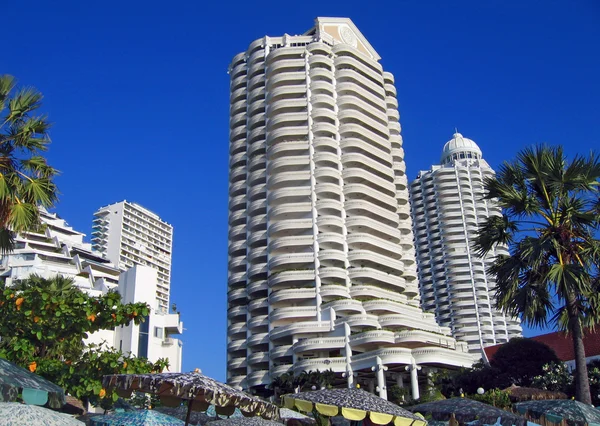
[0,75,17,114]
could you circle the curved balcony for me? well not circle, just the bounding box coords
[335,314,380,330]
[320,284,350,300]
[270,344,293,360]
[228,357,247,370]
[340,137,392,168]
[270,306,318,324]
[248,297,268,312]
[362,299,417,318]
[346,233,403,259]
[322,299,364,315]
[268,203,311,222]
[347,250,404,273]
[268,235,313,254]
[247,332,269,348]
[228,322,247,336]
[294,357,346,373]
[227,338,247,352]
[268,270,315,289]
[293,337,345,354]
[395,330,455,347]
[345,217,400,243]
[351,347,412,371]
[348,267,406,292]
[317,234,345,250]
[246,370,270,387]
[271,364,293,377]
[227,305,247,320]
[247,230,267,247]
[269,321,332,341]
[248,351,269,365]
[228,288,248,305]
[268,253,314,271]
[349,330,395,347]
[268,141,310,161]
[269,288,316,305]
[248,314,269,330]
[227,271,246,289]
[248,261,267,279]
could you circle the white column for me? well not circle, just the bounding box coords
[405,357,421,400]
[410,367,419,400]
[372,356,388,400]
[344,323,354,388]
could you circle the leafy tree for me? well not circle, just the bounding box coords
[475,145,600,404]
[433,362,501,397]
[490,338,559,387]
[533,360,600,407]
[0,275,169,407]
[0,75,58,253]
[531,361,574,393]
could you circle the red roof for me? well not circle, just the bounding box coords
[484,329,600,362]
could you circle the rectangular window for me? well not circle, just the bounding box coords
[154,327,164,339]
[137,317,149,358]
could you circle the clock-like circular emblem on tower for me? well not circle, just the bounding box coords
[339,26,358,48]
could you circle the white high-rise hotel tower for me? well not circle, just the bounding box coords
[409,133,522,353]
[92,201,173,311]
[227,18,474,397]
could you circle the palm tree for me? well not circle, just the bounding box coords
[0,75,58,252]
[475,145,600,404]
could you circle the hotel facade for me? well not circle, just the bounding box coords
[92,200,173,311]
[226,17,475,399]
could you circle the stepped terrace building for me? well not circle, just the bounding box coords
[226,17,475,399]
[0,208,183,372]
[409,133,522,354]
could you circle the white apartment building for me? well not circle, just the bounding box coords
[117,265,183,373]
[92,201,173,311]
[227,17,476,399]
[0,208,183,371]
[409,132,522,354]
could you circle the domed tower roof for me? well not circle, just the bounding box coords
[440,132,483,164]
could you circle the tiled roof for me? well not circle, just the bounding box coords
[484,329,600,362]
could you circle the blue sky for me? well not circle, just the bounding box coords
[3,0,599,381]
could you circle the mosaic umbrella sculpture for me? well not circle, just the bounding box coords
[89,409,185,425]
[0,357,66,408]
[0,402,83,426]
[408,398,526,426]
[514,399,600,426]
[103,372,279,426]
[283,388,425,426]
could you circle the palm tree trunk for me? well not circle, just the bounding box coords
[567,295,591,404]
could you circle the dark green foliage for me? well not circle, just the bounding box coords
[490,338,560,387]
[0,275,170,408]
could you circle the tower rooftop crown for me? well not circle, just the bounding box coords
[441,132,482,163]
